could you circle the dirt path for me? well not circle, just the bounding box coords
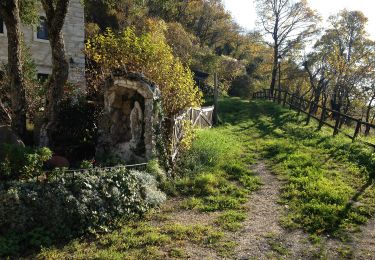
[353,219,375,260]
[234,162,322,259]
[234,161,286,259]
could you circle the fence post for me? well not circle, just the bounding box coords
[277,89,282,104]
[333,114,341,136]
[318,106,326,130]
[273,89,277,102]
[297,96,303,117]
[353,120,361,141]
[306,102,312,125]
[213,73,219,126]
[283,91,287,107]
[289,94,293,109]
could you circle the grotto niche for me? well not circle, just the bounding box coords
[96,72,160,163]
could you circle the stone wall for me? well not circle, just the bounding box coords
[96,74,160,164]
[0,0,85,86]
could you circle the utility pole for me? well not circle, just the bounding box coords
[213,73,219,125]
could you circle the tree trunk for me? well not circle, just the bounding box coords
[270,45,278,96]
[40,0,70,147]
[318,94,328,130]
[365,95,374,135]
[0,100,11,124]
[0,0,26,139]
[339,94,351,129]
[312,83,325,115]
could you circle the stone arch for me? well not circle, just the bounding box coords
[97,73,159,163]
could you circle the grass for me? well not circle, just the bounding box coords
[169,118,261,214]
[37,220,226,259]
[218,98,375,237]
[36,98,261,259]
[32,97,375,258]
[323,117,375,146]
[263,232,292,258]
[215,210,247,231]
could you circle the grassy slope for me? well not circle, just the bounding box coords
[219,98,375,237]
[37,98,375,258]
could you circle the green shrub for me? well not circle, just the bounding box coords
[79,160,94,169]
[0,144,52,181]
[0,168,165,257]
[229,75,253,98]
[96,152,125,167]
[146,159,167,183]
[51,97,102,163]
[85,26,202,118]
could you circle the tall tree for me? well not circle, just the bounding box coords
[303,52,330,114]
[317,10,374,116]
[0,0,26,138]
[255,0,319,95]
[40,0,70,146]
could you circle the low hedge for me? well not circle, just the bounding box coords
[0,168,166,256]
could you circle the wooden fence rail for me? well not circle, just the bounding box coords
[253,89,375,149]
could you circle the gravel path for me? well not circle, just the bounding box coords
[234,162,319,259]
[353,219,375,259]
[234,161,286,259]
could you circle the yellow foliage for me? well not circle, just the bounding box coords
[85,25,202,117]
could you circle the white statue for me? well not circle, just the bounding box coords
[130,101,143,144]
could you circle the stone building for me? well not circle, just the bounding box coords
[0,0,85,85]
[96,72,160,164]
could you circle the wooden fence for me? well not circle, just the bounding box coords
[171,106,214,160]
[189,106,214,128]
[253,89,375,149]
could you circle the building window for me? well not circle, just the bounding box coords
[0,16,4,34]
[37,73,49,83]
[37,16,49,40]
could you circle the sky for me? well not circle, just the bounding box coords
[222,0,375,39]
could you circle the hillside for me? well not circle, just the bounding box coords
[38,98,375,259]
